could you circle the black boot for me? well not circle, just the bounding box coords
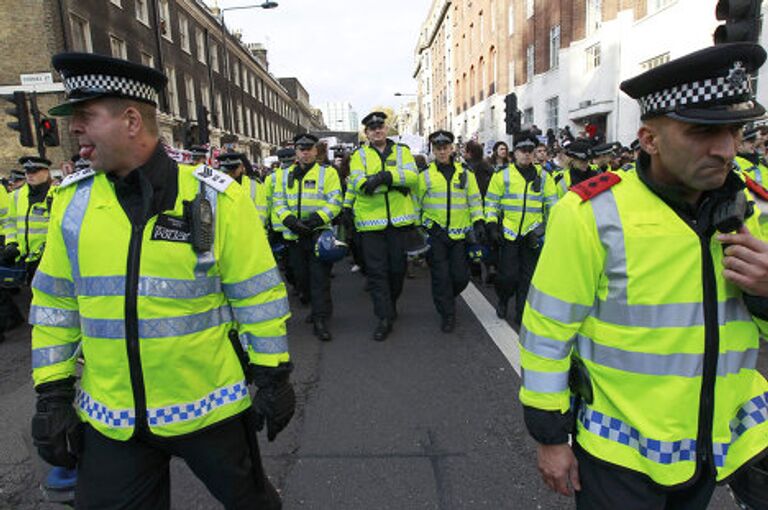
[496,298,508,319]
[313,318,332,342]
[441,315,455,333]
[373,318,392,342]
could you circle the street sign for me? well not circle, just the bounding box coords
[20,73,54,86]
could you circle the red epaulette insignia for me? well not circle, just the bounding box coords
[744,175,768,201]
[571,172,622,201]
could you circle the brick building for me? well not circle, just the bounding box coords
[0,0,320,172]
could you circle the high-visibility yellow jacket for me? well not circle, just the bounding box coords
[273,163,342,241]
[735,156,768,238]
[242,176,267,225]
[520,170,768,486]
[265,168,286,233]
[30,164,290,441]
[484,164,558,241]
[7,183,54,263]
[0,186,11,239]
[348,141,419,231]
[417,161,483,240]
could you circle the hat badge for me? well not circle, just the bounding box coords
[727,61,748,89]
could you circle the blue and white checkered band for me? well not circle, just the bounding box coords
[639,61,753,116]
[219,158,239,167]
[23,161,47,171]
[568,150,589,160]
[368,115,385,124]
[515,140,536,149]
[294,135,315,146]
[431,133,452,145]
[63,74,158,104]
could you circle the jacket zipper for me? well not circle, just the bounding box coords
[126,222,149,432]
[516,172,531,241]
[24,201,32,258]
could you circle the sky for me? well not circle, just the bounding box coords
[206,0,432,119]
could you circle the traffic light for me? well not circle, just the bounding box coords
[504,93,521,135]
[3,91,34,147]
[197,105,209,145]
[39,117,60,147]
[714,0,761,44]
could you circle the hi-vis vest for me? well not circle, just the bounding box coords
[735,156,768,238]
[244,176,267,225]
[30,164,290,441]
[273,163,342,241]
[265,168,284,232]
[0,186,12,239]
[348,142,419,231]
[418,161,483,240]
[519,170,768,486]
[7,183,54,263]
[484,164,558,241]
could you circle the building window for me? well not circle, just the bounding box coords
[479,11,484,44]
[526,44,535,83]
[586,43,601,71]
[140,51,154,67]
[165,66,179,116]
[109,35,127,59]
[211,43,219,72]
[586,0,602,35]
[196,30,206,64]
[185,75,196,119]
[526,0,534,19]
[523,107,534,126]
[237,103,243,134]
[233,61,240,87]
[648,0,675,12]
[179,15,190,53]
[549,25,560,69]
[159,0,171,40]
[135,0,149,25]
[545,96,559,131]
[200,83,210,111]
[508,5,515,35]
[640,52,670,71]
[70,13,92,52]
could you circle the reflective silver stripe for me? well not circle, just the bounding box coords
[194,184,218,277]
[527,285,592,324]
[250,179,257,201]
[505,194,543,203]
[31,271,76,298]
[232,297,289,324]
[485,192,500,201]
[318,206,334,219]
[594,297,752,328]
[29,305,80,328]
[591,190,627,301]
[576,335,758,377]
[77,389,136,428]
[519,326,573,360]
[32,342,80,368]
[358,147,367,168]
[146,380,249,426]
[522,367,569,393]
[395,145,406,185]
[62,179,93,280]
[242,333,288,354]
[81,305,232,339]
[501,225,519,239]
[77,275,222,298]
[27,228,49,235]
[222,267,282,300]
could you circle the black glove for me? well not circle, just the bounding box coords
[362,171,393,195]
[250,363,296,442]
[304,213,325,231]
[0,243,19,266]
[473,221,487,245]
[486,222,500,245]
[282,215,312,237]
[31,378,81,468]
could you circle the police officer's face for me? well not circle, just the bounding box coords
[25,168,49,186]
[571,158,590,171]
[433,144,453,164]
[515,148,534,166]
[296,145,317,166]
[640,117,740,193]
[69,99,133,174]
[365,124,387,145]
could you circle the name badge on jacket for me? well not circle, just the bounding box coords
[304,180,317,189]
[151,214,191,243]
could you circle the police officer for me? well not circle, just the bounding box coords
[418,130,484,332]
[8,169,26,191]
[735,126,768,184]
[188,145,208,166]
[349,112,419,341]
[217,151,267,224]
[553,140,598,198]
[485,132,558,325]
[274,133,342,341]
[521,43,768,509]
[590,142,615,173]
[30,53,293,509]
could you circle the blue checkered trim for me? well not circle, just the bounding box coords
[76,389,136,428]
[146,381,248,426]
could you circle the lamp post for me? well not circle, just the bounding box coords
[218,2,279,135]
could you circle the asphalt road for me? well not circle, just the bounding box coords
[0,266,748,509]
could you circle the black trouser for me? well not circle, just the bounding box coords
[496,238,541,321]
[287,235,333,319]
[574,444,716,510]
[0,286,23,333]
[75,412,281,510]
[361,226,408,320]
[426,235,469,318]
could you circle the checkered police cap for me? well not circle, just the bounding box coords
[18,156,51,171]
[63,74,158,105]
[429,130,454,145]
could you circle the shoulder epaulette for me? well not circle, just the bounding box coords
[59,168,96,188]
[571,172,622,202]
[744,175,768,201]
[192,165,234,193]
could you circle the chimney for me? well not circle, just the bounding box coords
[246,43,268,70]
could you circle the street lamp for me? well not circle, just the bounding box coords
[218,2,279,134]
[394,92,417,97]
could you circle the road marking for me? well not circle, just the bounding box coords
[460,282,521,376]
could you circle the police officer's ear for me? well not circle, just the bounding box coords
[123,106,144,138]
[637,123,659,155]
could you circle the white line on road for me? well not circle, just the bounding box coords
[460,282,521,376]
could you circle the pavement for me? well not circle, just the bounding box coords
[0,266,748,509]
